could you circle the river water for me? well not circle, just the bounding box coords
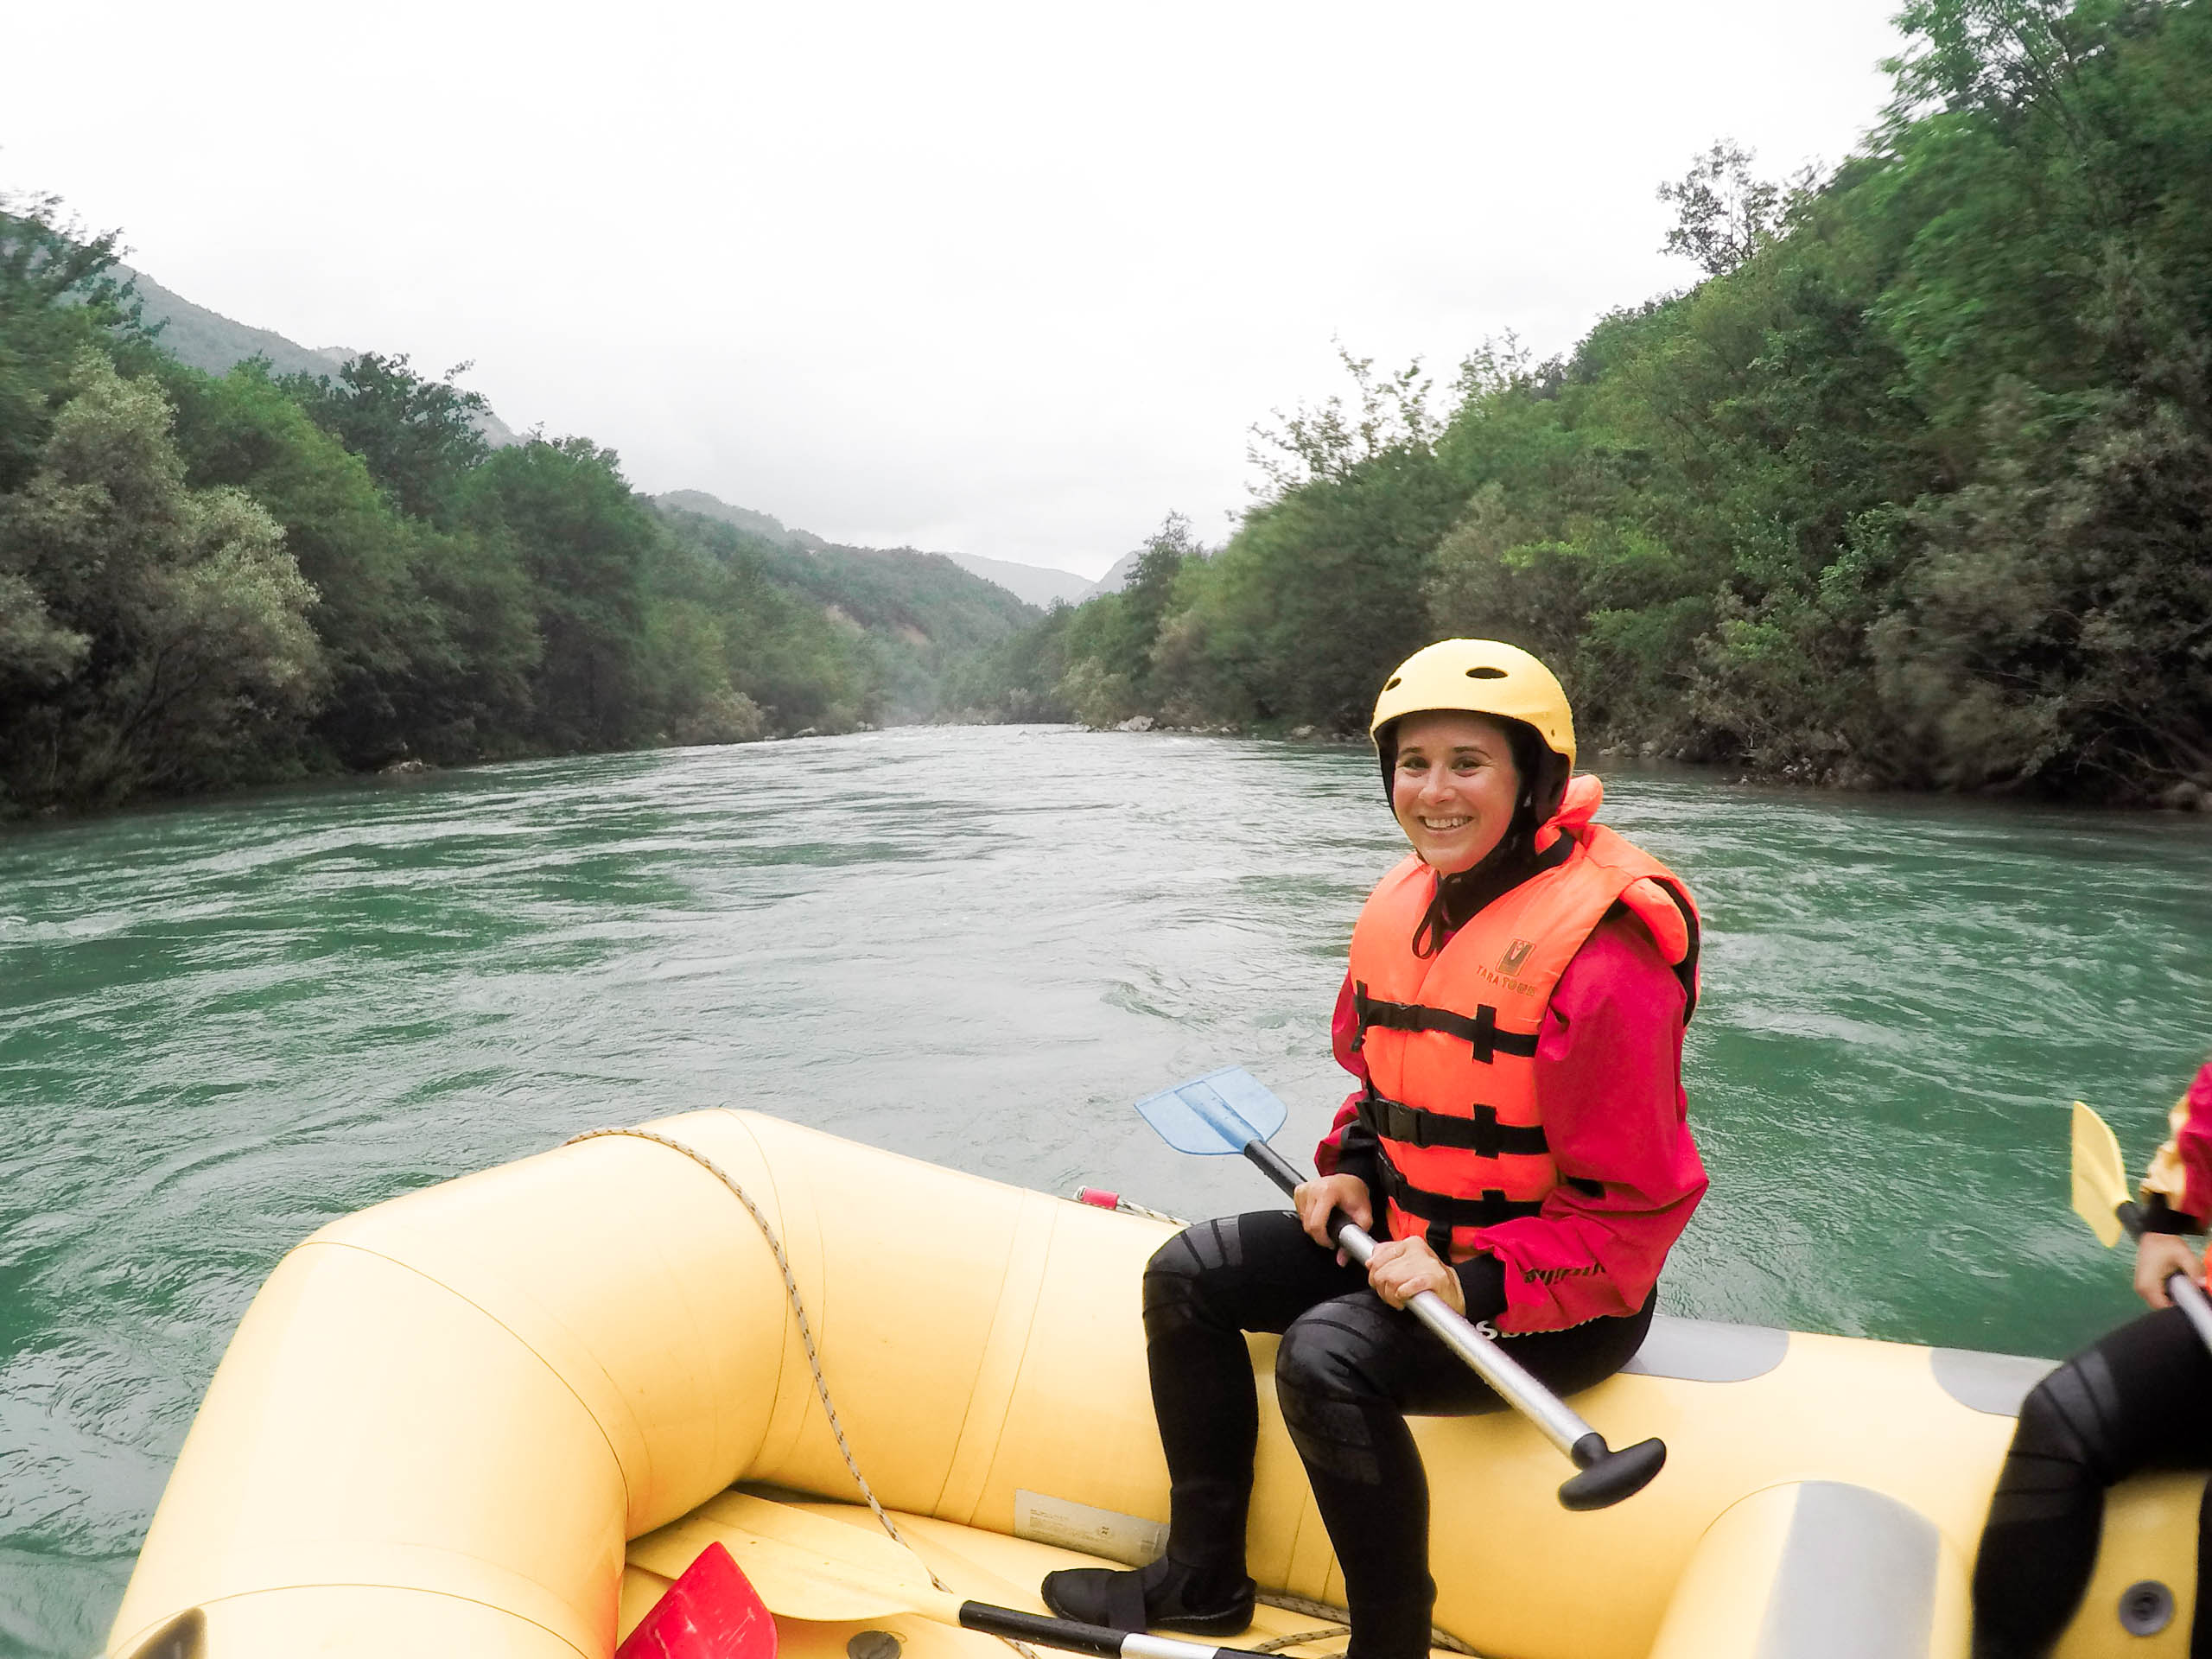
[3,726,2209,1656]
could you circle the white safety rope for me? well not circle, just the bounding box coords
[1070,1189,1189,1227]
[570,1128,1478,1659]
[1250,1592,1477,1657]
[563,1128,960,1594]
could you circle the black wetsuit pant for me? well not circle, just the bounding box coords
[1972,1306,2212,1658]
[1144,1210,1653,1659]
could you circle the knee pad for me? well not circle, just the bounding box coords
[1143,1219,1243,1340]
[1275,1303,1399,1485]
[1276,1301,1389,1402]
[1986,1354,2124,1529]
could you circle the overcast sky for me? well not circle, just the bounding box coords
[6,1,1910,578]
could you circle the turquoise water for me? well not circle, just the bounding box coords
[3,727,2209,1655]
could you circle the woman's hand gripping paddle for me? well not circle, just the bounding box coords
[2069,1100,2212,1352]
[1135,1066,1665,1510]
[628,1491,1274,1659]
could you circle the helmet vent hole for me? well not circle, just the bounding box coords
[1382,676,1402,690]
[1465,666,1508,679]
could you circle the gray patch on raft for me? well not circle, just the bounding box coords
[1929,1347,2057,1417]
[1758,1482,1942,1658]
[1619,1315,1789,1382]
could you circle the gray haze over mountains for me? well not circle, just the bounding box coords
[655,491,1113,608]
[119,266,1123,608]
[119,264,524,448]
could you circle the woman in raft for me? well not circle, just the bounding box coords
[1973,1057,2212,1658]
[1042,639,1708,1659]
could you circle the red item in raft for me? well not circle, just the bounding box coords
[616,1541,777,1659]
[1077,1187,1121,1209]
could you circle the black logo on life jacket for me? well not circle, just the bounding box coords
[1498,938,1535,974]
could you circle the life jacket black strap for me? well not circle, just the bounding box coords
[1357,1090,1550,1157]
[1659,880,1702,1022]
[1352,984,1540,1063]
[1376,1152,1548,1231]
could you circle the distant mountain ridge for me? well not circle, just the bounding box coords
[652,495,1041,723]
[1088,548,1141,595]
[118,263,522,448]
[110,267,1102,607]
[656,489,1101,609]
[656,490,827,553]
[938,547,1096,609]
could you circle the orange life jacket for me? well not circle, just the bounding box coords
[1346,776,1700,1262]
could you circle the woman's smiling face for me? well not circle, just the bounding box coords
[1389,712,1522,874]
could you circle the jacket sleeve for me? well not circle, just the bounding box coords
[2140,1061,2212,1233]
[1464,910,1708,1332]
[1314,973,1383,1194]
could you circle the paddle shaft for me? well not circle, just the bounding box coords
[2113,1198,2212,1351]
[1239,1140,1600,1461]
[958,1600,1268,1659]
[630,1511,1272,1659]
[759,1567,1262,1659]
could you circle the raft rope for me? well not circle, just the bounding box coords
[1071,1188,1190,1227]
[1252,1623,1352,1653]
[563,1128,969,1603]
[570,1127,1478,1659]
[1250,1594,1475,1657]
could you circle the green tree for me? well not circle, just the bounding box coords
[945,600,1075,722]
[1874,279,2212,795]
[1656,142,1789,277]
[0,192,152,493]
[648,509,865,733]
[1053,514,1200,724]
[1178,354,1460,728]
[164,359,537,765]
[0,353,321,807]
[283,352,491,523]
[469,435,659,750]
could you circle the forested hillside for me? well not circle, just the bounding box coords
[654,501,1041,723]
[661,488,1096,609]
[10,0,2208,816]
[976,0,2212,806]
[0,205,1038,817]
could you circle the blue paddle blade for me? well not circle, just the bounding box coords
[1135,1066,1289,1155]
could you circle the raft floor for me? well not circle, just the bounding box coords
[621,1492,1478,1659]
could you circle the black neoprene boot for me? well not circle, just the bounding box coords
[1039,1554,1257,1636]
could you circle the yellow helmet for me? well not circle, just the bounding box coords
[1370,639,1575,770]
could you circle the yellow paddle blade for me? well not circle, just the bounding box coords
[628,1491,951,1624]
[2070,1102,2130,1249]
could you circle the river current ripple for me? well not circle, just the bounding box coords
[3,726,2209,1654]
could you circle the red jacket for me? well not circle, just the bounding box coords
[2142,1061,2212,1229]
[1317,910,1707,1331]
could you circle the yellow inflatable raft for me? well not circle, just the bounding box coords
[106,1112,2198,1659]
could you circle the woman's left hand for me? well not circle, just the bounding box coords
[1366,1236,1466,1315]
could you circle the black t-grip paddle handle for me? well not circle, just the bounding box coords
[1560,1431,1668,1510]
[960,1601,1267,1659]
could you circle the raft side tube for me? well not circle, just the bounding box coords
[111,1586,592,1658]
[1647,1480,1967,1659]
[2056,1469,2203,1659]
[107,1109,2206,1659]
[1621,1317,1788,1384]
[1929,1347,2058,1417]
